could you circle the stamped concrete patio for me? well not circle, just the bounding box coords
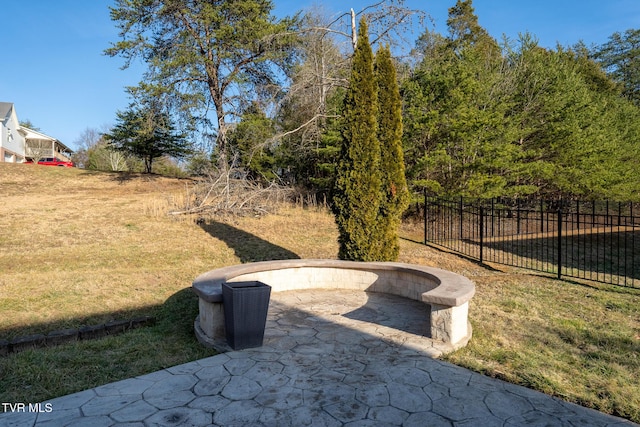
[0,289,636,426]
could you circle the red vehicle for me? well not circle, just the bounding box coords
[25,157,75,167]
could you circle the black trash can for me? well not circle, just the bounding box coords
[222,281,271,350]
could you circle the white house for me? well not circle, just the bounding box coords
[0,102,25,162]
[0,102,73,163]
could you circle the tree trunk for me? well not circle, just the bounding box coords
[208,71,228,169]
[351,9,357,50]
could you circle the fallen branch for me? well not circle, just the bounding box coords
[167,167,294,218]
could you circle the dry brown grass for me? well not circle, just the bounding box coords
[0,164,237,338]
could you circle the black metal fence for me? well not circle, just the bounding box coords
[413,194,640,288]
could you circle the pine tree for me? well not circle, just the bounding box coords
[374,45,410,261]
[446,0,499,57]
[227,103,276,182]
[593,29,640,106]
[104,105,190,174]
[332,19,381,261]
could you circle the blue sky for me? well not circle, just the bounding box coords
[2,0,639,150]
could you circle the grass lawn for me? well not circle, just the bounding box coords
[1,164,639,423]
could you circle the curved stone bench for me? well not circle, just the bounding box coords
[192,259,475,351]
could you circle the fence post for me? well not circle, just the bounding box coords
[479,205,484,263]
[491,198,495,237]
[423,189,427,245]
[618,202,622,227]
[517,199,521,235]
[459,197,464,240]
[557,205,562,280]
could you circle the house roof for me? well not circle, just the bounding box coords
[21,127,74,154]
[0,102,14,121]
[22,126,57,141]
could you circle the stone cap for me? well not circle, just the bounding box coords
[192,259,475,308]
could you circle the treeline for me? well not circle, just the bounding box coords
[241,1,640,201]
[95,0,640,202]
[400,14,640,200]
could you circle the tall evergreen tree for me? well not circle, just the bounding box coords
[374,45,409,261]
[227,103,276,182]
[592,28,640,106]
[402,17,516,198]
[106,0,298,167]
[332,19,381,261]
[508,41,640,199]
[446,0,499,57]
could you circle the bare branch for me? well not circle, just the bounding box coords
[274,114,340,140]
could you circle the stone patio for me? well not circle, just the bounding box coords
[0,289,636,426]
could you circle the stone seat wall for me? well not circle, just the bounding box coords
[192,260,475,352]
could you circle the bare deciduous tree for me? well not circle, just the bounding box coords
[278,1,426,143]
